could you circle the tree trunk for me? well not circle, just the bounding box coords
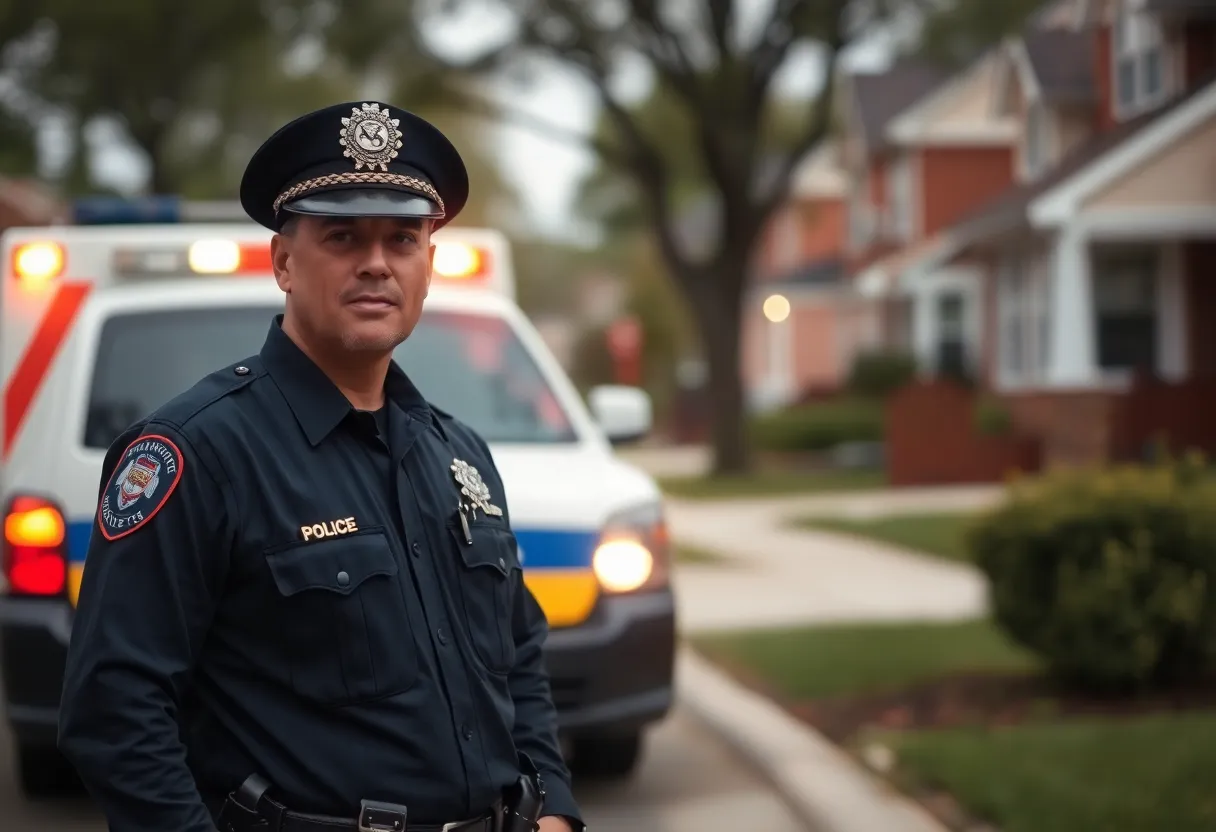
[683,262,750,476]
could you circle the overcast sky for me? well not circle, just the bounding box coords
[43,3,897,239]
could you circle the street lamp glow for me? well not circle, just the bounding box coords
[763,293,790,323]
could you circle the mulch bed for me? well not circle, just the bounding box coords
[788,672,1216,743]
[706,653,1216,831]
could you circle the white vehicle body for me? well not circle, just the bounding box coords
[0,215,675,794]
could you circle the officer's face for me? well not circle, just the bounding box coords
[271,215,435,355]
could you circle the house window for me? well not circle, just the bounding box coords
[1114,5,1167,117]
[936,291,968,378]
[887,155,913,240]
[848,190,873,249]
[1093,247,1158,372]
[1024,103,1048,178]
[772,209,801,270]
[998,250,1050,384]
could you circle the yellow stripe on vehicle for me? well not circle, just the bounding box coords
[68,562,85,606]
[523,569,599,628]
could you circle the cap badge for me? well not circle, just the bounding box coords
[339,102,403,172]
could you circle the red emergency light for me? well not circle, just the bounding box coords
[10,242,66,288]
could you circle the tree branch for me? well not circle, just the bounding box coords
[757,7,848,219]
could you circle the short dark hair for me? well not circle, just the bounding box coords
[278,214,301,236]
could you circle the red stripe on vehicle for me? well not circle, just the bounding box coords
[4,281,93,457]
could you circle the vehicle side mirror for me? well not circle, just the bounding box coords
[587,385,652,445]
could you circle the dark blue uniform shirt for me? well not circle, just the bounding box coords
[58,316,582,831]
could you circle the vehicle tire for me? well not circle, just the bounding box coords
[16,744,79,799]
[570,731,643,781]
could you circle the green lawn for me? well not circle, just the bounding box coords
[659,467,886,499]
[794,511,977,564]
[694,619,1216,831]
[884,714,1216,832]
[674,543,732,565]
[693,619,1035,700]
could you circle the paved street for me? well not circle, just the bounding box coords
[0,708,807,831]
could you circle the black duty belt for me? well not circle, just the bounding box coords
[217,773,501,832]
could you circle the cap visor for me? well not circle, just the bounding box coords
[281,188,444,221]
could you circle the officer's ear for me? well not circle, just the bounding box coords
[426,238,435,295]
[271,217,297,293]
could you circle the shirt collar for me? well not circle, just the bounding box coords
[259,315,444,446]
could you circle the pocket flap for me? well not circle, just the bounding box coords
[449,518,520,577]
[265,530,398,597]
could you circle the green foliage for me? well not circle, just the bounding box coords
[968,455,1216,692]
[846,350,918,399]
[907,0,1049,70]
[749,398,885,453]
[974,395,1013,437]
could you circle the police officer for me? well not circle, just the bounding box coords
[57,101,584,832]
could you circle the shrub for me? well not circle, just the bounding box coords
[967,454,1216,692]
[749,398,884,453]
[846,350,917,399]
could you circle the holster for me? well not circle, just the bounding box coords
[216,772,277,832]
[500,753,546,832]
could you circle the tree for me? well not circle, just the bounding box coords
[909,0,1049,69]
[421,0,912,474]
[4,1,520,220]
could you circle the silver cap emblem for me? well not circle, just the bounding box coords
[339,102,403,171]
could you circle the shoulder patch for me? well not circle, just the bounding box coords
[97,434,185,541]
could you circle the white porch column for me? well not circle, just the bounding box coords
[1046,225,1096,386]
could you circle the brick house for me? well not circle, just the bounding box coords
[741,141,873,411]
[913,0,1216,467]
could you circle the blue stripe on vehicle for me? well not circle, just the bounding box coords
[66,521,597,570]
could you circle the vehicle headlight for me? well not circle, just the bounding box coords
[592,502,670,594]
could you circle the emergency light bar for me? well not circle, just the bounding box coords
[73,196,182,225]
[113,240,273,278]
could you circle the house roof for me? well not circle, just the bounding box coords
[1021,28,1096,103]
[851,60,949,150]
[752,256,844,292]
[951,70,1216,241]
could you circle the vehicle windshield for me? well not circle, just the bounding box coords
[83,305,578,450]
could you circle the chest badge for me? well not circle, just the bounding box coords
[451,458,503,521]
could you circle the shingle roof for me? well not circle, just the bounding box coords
[952,70,1216,240]
[851,61,949,150]
[1022,28,1096,103]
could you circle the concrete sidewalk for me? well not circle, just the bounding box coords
[667,487,1001,832]
[668,485,998,633]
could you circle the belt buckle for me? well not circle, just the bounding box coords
[358,799,408,832]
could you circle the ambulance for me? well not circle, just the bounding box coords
[0,199,676,797]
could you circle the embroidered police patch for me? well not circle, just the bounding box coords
[97,435,184,541]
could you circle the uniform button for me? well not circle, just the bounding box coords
[234,365,250,376]
[336,571,350,587]
[498,557,506,570]
[411,542,421,557]
[462,724,473,741]
[437,627,449,645]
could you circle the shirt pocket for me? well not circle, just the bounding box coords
[448,516,522,675]
[263,527,418,704]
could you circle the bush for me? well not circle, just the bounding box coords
[967,454,1216,692]
[749,398,884,453]
[846,350,917,399]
